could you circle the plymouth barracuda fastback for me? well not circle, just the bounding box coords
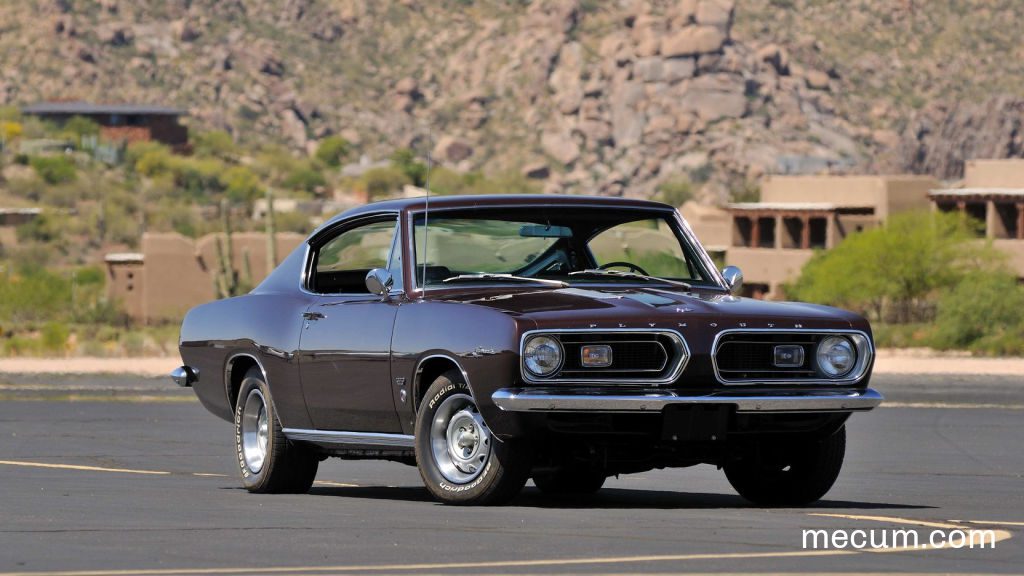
[174,194,881,505]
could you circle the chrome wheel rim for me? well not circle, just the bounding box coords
[430,393,491,484]
[241,388,269,474]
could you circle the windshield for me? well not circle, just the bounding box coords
[412,208,716,289]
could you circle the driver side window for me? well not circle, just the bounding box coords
[588,219,695,279]
[311,219,398,294]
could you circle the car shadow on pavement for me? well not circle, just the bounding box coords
[306,485,934,510]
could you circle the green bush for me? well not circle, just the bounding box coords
[314,136,350,168]
[655,176,694,207]
[41,322,70,354]
[220,165,262,202]
[357,166,412,200]
[30,155,77,184]
[283,165,326,193]
[4,335,41,357]
[63,116,100,138]
[788,211,1005,322]
[0,267,72,324]
[390,148,427,186]
[932,271,1024,353]
[192,130,237,159]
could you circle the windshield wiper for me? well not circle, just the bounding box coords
[442,273,569,288]
[568,269,692,290]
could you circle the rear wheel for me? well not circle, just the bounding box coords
[533,468,606,495]
[415,370,531,505]
[724,426,846,506]
[234,366,318,493]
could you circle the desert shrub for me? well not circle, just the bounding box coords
[931,271,1024,353]
[30,155,77,184]
[655,176,694,207]
[126,141,172,175]
[283,164,326,193]
[17,212,68,244]
[390,148,427,186]
[314,136,350,167]
[4,336,41,357]
[192,130,237,159]
[357,166,412,200]
[220,165,262,202]
[1,121,23,141]
[122,331,146,356]
[274,210,314,234]
[41,322,70,354]
[0,267,72,324]
[63,116,100,138]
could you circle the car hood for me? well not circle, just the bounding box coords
[443,285,860,329]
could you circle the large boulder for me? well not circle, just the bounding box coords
[542,131,581,165]
[676,74,748,121]
[433,136,474,163]
[660,26,725,57]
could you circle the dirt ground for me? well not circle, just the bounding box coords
[0,349,1021,376]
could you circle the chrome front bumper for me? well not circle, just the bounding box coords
[492,387,883,414]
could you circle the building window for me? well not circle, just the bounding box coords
[964,202,986,236]
[993,202,1019,239]
[757,217,775,248]
[734,217,753,247]
[809,218,827,249]
[782,217,803,249]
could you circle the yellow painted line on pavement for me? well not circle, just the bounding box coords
[809,513,1013,554]
[882,401,1024,410]
[0,550,858,576]
[0,514,1015,576]
[0,460,169,476]
[954,519,1024,527]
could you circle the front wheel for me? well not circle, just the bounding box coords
[234,367,319,493]
[724,426,846,506]
[414,370,531,505]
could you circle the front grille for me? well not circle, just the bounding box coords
[522,330,688,384]
[713,330,871,384]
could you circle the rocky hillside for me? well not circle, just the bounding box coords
[2,0,1022,201]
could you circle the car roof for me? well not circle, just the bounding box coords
[325,194,674,227]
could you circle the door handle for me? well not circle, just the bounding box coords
[302,311,325,321]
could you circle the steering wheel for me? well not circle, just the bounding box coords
[598,261,650,276]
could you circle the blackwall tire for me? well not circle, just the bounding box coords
[533,468,607,495]
[724,426,846,506]
[414,370,531,505]
[234,366,318,494]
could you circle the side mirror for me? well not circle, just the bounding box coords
[722,266,743,294]
[365,268,394,296]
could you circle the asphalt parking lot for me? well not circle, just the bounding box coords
[0,373,1021,575]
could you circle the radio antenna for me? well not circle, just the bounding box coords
[421,127,432,292]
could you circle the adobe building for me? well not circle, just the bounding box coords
[105,232,304,324]
[724,175,938,298]
[22,102,188,148]
[929,159,1024,279]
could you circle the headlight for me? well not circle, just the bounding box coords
[523,335,563,377]
[816,336,855,378]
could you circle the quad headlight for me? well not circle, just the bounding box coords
[816,336,856,378]
[523,335,563,377]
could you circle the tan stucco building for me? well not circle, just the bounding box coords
[106,232,305,323]
[721,175,938,298]
[930,159,1024,279]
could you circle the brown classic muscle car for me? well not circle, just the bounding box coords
[173,194,882,505]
